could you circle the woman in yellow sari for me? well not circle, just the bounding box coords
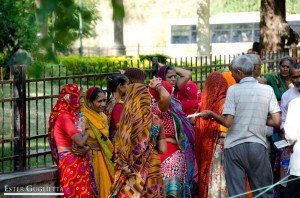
[81,87,114,198]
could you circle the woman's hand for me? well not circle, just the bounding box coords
[77,117,86,133]
[72,144,90,156]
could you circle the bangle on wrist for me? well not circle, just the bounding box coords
[154,83,162,91]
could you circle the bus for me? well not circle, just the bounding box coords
[166,12,300,57]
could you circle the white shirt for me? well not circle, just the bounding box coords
[280,87,300,129]
[284,97,300,176]
[223,77,280,149]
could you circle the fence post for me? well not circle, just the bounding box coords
[11,65,27,171]
[9,50,30,171]
[152,57,158,77]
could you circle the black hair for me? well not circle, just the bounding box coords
[88,87,106,103]
[107,73,128,100]
[279,56,295,66]
[252,42,261,53]
[291,61,300,70]
[165,66,175,75]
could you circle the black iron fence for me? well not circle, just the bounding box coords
[0,53,295,174]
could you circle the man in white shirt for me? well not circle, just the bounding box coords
[199,55,281,197]
[284,97,300,198]
[281,62,300,128]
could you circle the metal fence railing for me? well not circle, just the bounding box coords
[0,53,297,174]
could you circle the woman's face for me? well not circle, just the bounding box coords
[279,60,291,77]
[165,70,177,87]
[118,79,129,96]
[90,92,106,113]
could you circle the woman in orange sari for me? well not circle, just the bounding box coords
[48,84,97,197]
[195,72,228,198]
[81,87,114,198]
[110,82,166,197]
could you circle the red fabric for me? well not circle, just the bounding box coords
[157,65,168,80]
[152,105,175,138]
[86,87,96,101]
[54,113,78,147]
[110,103,123,132]
[48,84,81,164]
[194,72,228,198]
[177,81,200,115]
[148,80,173,101]
[159,141,179,162]
[58,152,97,197]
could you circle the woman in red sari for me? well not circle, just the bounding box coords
[48,84,97,198]
[195,72,228,198]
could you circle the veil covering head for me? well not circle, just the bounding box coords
[177,81,199,115]
[157,65,169,80]
[195,72,228,198]
[124,68,146,84]
[48,84,82,164]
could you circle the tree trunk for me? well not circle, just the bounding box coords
[260,0,286,52]
[197,0,211,57]
[112,0,126,55]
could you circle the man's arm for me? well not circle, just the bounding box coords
[199,110,234,128]
[280,97,288,129]
[266,112,281,128]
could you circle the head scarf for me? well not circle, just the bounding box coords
[177,81,200,115]
[124,68,146,84]
[86,86,96,101]
[222,71,236,87]
[157,65,169,80]
[195,72,228,198]
[48,84,81,164]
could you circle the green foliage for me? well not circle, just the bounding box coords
[0,0,38,57]
[211,0,300,15]
[211,0,260,15]
[0,54,6,67]
[37,0,99,54]
[139,54,170,63]
[58,55,153,85]
[286,0,300,14]
[112,0,125,20]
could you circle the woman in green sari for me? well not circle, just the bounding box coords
[262,56,294,102]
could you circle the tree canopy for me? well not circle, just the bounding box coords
[211,0,300,15]
[0,0,38,57]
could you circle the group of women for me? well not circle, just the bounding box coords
[48,56,293,198]
[48,63,200,198]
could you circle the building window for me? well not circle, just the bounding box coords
[171,25,197,44]
[211,23,260,43]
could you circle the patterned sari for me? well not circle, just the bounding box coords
[48,84,97,198]
[81,98,114,198]
[195,72,228,198]
[110,83,165,198]
[169,97,195,192]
